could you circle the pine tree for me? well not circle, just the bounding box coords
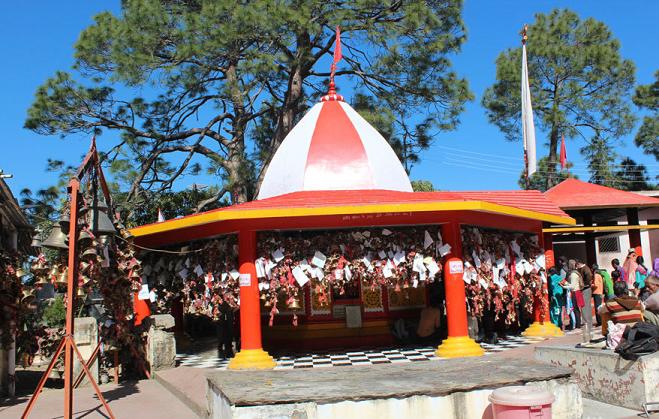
[482,9,636,191]
[25,0,472,207]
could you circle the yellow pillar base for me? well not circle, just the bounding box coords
[227,348,276,370]
[435,336,485,358]
[522,322,564,338]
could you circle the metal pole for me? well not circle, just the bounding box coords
[63,179,81,418]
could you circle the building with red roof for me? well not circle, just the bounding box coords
[543,178,659,273]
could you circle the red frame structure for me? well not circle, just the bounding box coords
[22,139,116,419]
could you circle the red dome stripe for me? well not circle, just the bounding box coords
[303,101,374,190]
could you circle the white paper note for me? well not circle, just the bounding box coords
[378,250,387,259]
[427,260,440,277]
[344,266,352,280]
[272,248,285,263]
[178,268,188,280]
[382,228,393,236]
[194,264,204,277]
[424,230,434,249]
[292,266,310,287]
[229,270,240,280]
[149,290,157,302]
[312,251,327,268]
[138,284,150,300]
[438,243,452,257]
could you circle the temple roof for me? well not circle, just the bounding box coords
[544,178,659,210]
[131,189,574,240]
[257,98,412,199]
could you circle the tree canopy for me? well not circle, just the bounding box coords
[482,9,636,191]
[26,0,472,209]
[632,71,658,161]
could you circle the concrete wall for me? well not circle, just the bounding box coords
[535,345,658,411]
[209,378,582,419]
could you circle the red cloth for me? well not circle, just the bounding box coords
[133,292,151,326]
[574,290,585,308]
[333,26,342,64]
[559,134,567,169]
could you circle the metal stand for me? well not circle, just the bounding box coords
[22,141,116,419]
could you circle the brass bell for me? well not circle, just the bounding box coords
[87,202,117,236]
[31,233,42,248]
[15,268,28,278]
[32,260,48,272]
[260,293,267,301]
[55,269,69,287]
[76,287,87,297]
[78,229,94,244]
[21,290,36,304]
[81,274,91,285]
[81,247,98,260]
[264,299,272,307]
[98,234,111,245]
[287,298,301,310]
[48,266,59,279]
[42,225,68,250]
[58,212,71,233]
[35,276,49,286]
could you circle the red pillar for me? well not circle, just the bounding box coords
[435,222,484,358]
[228,230,276,369]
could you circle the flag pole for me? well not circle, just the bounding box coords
[521,24,531,189]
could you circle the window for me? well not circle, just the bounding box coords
[598,236,620,253]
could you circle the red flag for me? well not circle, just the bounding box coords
[333,26,342,64]
[559,134,567,170]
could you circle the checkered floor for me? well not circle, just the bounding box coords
[175,334,550,370]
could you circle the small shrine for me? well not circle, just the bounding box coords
[130,70,573,368]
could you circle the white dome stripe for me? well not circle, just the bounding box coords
[339,102,412,192]
[257,103,323,199]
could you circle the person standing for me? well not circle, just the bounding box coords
[576,260,594,342]
[622,249,638,293]
[548,267,565,328]
[565,259,582,329]
[635,255,649,291]
[611,258,626,283]
[591,264,604,326]
[600,268,614,301]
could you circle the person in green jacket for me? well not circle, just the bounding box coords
[599,268,614,300]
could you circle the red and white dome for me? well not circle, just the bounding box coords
[257,95,413,199]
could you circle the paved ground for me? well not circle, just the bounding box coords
[0,379,197,419]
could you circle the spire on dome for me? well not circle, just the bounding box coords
[321,26,344,102]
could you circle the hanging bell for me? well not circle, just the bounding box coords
[21,290,36,304]
[42,225,68,250]
[79,261,90,273]
[15,268,28,278]
[98,234,111,245]
[30,232,42,248]
[33,260,48,272]
[264,299,272,307]
[81,247,98,261]
[260,293,267,301]
[55,269,69,287]
[287,298,301,310]
[48,266,59,279]
[88,202,117,236]
[81,274,91,285]
[58,212,71,233]
[76,287,87,298]
[78,229,94,244]
[35,276,49,286]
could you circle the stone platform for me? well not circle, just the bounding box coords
[535,345,659,411]
[207,357,581,419]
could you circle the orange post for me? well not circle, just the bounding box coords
[228,230,275,369]
[435,222,484,358]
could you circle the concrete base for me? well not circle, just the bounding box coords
[227,349,276,370]
[208,357,581,419]
[73,317,98,387]
[435,335,485,358]
[535,345,658,411]
[522,322,564,338]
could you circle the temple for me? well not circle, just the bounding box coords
[130,85,573,369]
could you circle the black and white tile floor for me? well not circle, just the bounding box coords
[175,334,557,370]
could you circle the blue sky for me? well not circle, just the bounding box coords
[0,0,657,199]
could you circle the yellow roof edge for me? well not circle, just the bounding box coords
[130,200,575,238]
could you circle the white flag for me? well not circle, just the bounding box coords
[157,208,165,223]
[521,42,537,176]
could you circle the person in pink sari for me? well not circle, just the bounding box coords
[622,248,638,292]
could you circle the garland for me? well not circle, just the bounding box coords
[461,226,548,325]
